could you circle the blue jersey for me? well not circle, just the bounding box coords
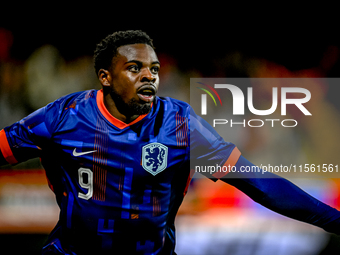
[0,89,240,254]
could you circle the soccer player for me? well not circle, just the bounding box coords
[0,30,339,255]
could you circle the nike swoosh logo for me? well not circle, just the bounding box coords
[72,148,97,157]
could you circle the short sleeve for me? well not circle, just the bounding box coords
[189,106,241,180]
[0,101,60,165]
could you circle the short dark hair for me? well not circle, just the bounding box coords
[93,30,155,76]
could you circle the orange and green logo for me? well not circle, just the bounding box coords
[196,82,222,115]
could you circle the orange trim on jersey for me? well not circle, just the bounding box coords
[0,129,18,165]
[212,147,241,179]
[96,89,151,129]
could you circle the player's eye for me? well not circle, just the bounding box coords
[151,66,160,75]
[128,65,140,73]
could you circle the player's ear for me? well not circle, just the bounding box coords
[98,69,111,87]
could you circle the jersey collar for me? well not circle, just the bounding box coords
[96,89,152,129]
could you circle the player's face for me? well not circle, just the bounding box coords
[106,44,160,117]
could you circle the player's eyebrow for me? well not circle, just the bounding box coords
[125,60,160,66]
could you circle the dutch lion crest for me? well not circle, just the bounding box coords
[142,143,168,176]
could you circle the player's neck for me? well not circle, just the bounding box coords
[103,93,140,124]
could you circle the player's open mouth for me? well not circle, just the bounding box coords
[137,85,156,103]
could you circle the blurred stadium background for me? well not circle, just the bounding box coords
[1,9,340,254]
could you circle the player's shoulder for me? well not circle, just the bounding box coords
[53,89,97,108]
[41,89,97,124]
[156,96,191,116]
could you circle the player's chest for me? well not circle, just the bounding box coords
[53,124,188,178]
